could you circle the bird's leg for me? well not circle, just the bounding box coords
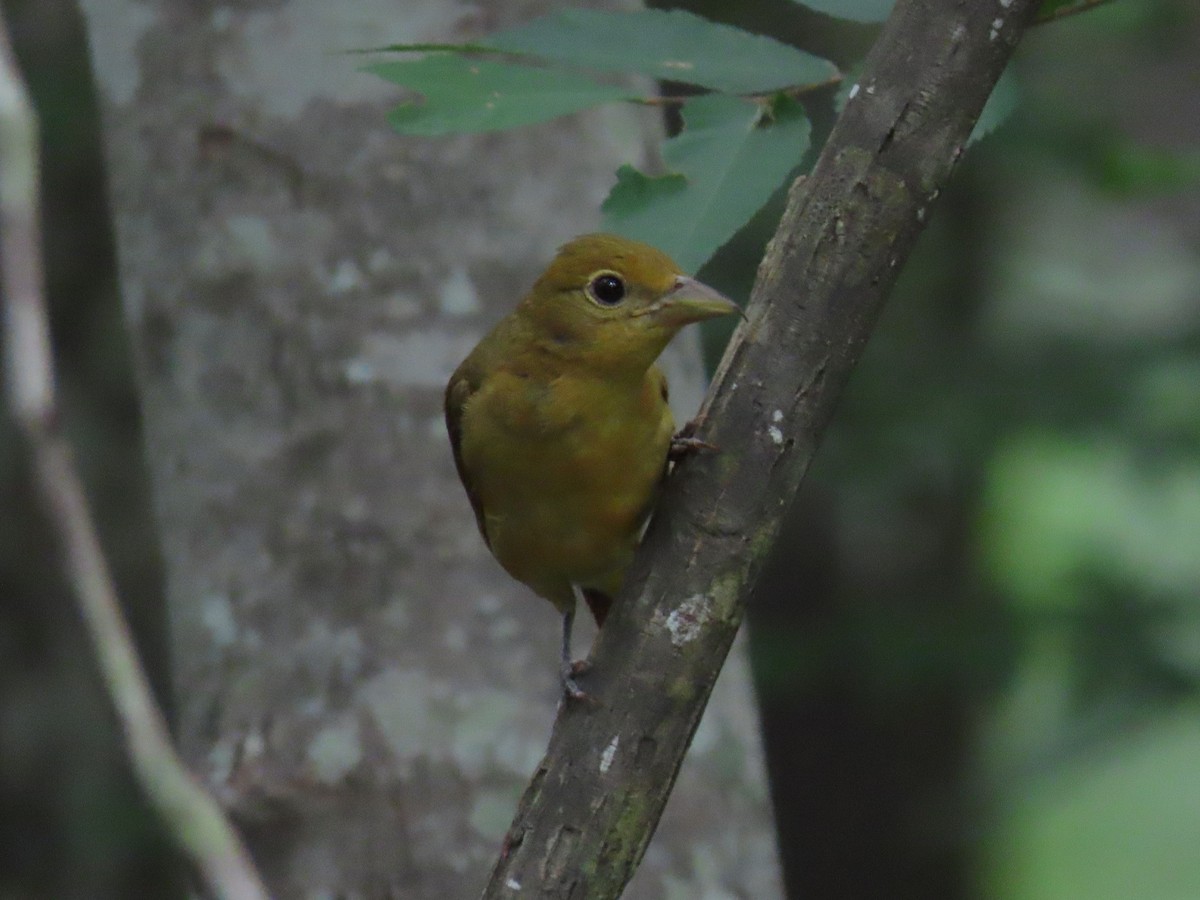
[568,583,595,676]
[559,594,589,701]
[669,417,718,461]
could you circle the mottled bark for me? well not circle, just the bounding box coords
[78,0,780,897]
[483,0,1043,895]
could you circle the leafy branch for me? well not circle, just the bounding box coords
[364,2,1118,278]
[363,7,835,274]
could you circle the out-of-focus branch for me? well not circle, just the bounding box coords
[0,15,269,900]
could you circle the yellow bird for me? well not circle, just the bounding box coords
[445,234,740,698]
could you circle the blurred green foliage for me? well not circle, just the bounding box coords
[740,1,1200,895]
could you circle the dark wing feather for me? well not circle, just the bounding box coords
[445,368,491,547]
[581,587,613,627]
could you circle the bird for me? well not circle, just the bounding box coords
[444,233,740,699]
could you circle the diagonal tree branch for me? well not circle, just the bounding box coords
[0,14,268,900]
[482,0,1043,895]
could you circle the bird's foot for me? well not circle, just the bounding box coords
[560,593,598,703]
[560,660,592,702]
[669,420,718,461]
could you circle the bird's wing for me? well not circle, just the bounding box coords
[445,367,491,547]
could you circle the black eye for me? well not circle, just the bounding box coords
[588,273,626,306]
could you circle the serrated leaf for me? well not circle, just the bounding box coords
[792,0,895,23]
[603,94,810,272]
[354,42,496,55]
[366,54,632,135]
[487,8,836,95]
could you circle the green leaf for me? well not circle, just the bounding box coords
[354,42,496,55]
[487,8,836,94]
[791,0,895,24]
[366,54,633,135]
[603,94,810,273]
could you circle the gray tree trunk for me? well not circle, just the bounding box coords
[78,1,782,896]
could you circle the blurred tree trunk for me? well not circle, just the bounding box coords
[78,0,781,896]
[747,179,1001,899]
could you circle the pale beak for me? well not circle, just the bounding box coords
[645,275,743,326]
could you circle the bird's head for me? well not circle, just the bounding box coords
[519,233,741,376]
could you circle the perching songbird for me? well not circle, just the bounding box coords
[445,233,740,698]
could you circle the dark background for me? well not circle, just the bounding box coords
[3,0,1198,896]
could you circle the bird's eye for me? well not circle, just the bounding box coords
[587,272,626,307]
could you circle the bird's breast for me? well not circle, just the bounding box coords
[460,368,673,593]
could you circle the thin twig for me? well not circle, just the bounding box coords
[0,14,269,900]
[639,73,845,107]
[1034,0,1117,25]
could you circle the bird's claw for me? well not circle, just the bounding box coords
[560,672,590,703]
[560,660,597,703]
[669,420,718,461]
